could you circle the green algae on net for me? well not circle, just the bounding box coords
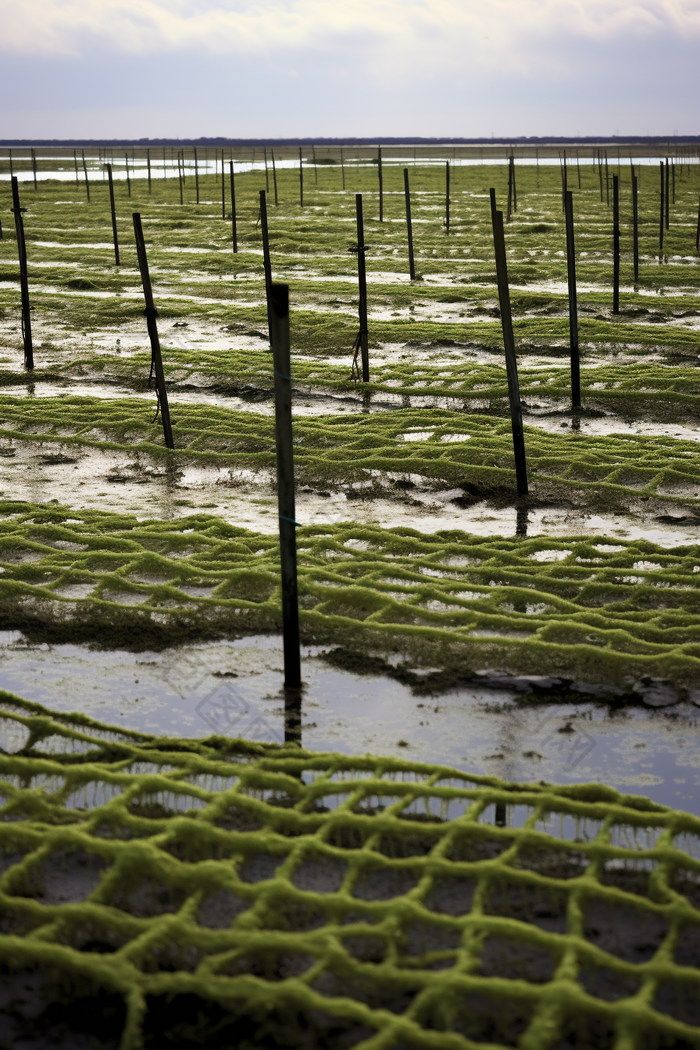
[0,691,699,1048]
[0,500,699,697]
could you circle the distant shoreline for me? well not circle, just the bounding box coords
[2,135,700,148]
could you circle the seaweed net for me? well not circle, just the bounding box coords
[1,692,699,1049]
[0,500,699,694]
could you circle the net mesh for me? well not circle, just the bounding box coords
[0,692,699,1049]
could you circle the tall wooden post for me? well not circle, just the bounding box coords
[632,171,639,283]
[194,148,200,204]
[489,188,527,496]
[659,162,664,256]
[81,150,90,202]
[229,161,238,254]
[404,168,416,281]
[445,161,450,234]
[299,147,303,208]
[147,149,152,193]
[271,148,278,206]
[260,190,274,346]
[132,213,174,450]
[312,144,318,184]
[352,194,369,382]
[507,155,513,223]
[378,146,383,222]
[178,152,184,205]
[613,174,620,314]
[561,151,567,212]
[270,282,301,692]
[565,190,580,409]
[107,164,120,266]
[665,159,670,229]
[695,193,700,252]
[341,147,345,190]
[221,158,226,220]
[11,177,33,370]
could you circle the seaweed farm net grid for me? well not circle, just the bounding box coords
[0,693,700,1049]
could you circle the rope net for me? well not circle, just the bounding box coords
[0,692,699,1048]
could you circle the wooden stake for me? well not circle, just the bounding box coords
[125,153,131,198]
[107,164,120,266]
[81,150,90,202]
[132,212,174,450]
[31,148,37,191]
[404,168,415,281]
[299,147,303,208]
[221,158,226,220]
[147,149,152,193]
[507,154,513,223]
[632,170,639,283]
[445,161,450,234]
[260,190,274,345]
[605,151,609,206]
[665,159,670,229]
[178,152,184,205]
[194,148,200,204]
[613,174,620,314]
[378,146,383,223]
[271,148,278,206]
[565,190,580,410]
[561,152,568,213]
[351,193,369,382]
[313,144,318,185]
[269,282,301,691]
[341,148,345,191]
[659,161,664,256]
[264,147,270,193]
[598,151,604,202]
[229,161,238,254]
[11,177,33,370]
[489,188,527,496]
[695,193,700,252]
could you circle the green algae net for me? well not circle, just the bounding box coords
[0,500,699,696]
[0,692,699,1048]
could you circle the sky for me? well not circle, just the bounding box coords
[0,0,698,139]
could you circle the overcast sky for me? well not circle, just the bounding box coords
[0,0,698,139]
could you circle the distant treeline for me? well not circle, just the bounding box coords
[2,135,700,148]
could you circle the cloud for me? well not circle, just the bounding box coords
[2,0,699,65]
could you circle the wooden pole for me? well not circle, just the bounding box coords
[271,148,278,206]
[565,189,580,409]
[132,212,174,450]
[489,188,527,497]
[696,193,700,252]
[605,151,610,206]
[31,148,37,191]
[352,193,369,382]
[221,157,226,220]
[260,190,274,346]
[507,155,513,223]
[598,151,604,202]
[299,147,303,208]
[194,148,200,204]
[659,161,664,256]
[341,147,345,191]
[313,144,318,185]
[404,168,415,281]
[665,159,670,229]
[125,153,131,198]
[269,282,301,692]
[107,164,120,266]
[81,150,90,202]
[378,146,383,222]
[512,154,517,212]
[613,174,620,314]
[229,161,238,254]
[561,151,567,213]
[632,170,639,283]
[147,149,152,193]
[264,147,270,193]
[11,177,33,370]
[445,160,450,234]
[178,152,184,205]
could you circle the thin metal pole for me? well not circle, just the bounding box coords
[489,188,527,497]
[270,282,301,692]
[260,190,273,346]
[445,161,450,234]
[565,190,580,409]
[696,193,700,252]
[147,149,152,193]
[562,151,567,213]
[507,155,513,223]
[613,174,620,314]
[31,148,37,191]
[404,168,415,281]
[125,153,131,198]
[341,148,345,191]
[378,146,383,222]
[221,157,226,220]
[665,158,670,229]
[194,148,200,204]
[178,152,184,205]
[11,177,33,370]
[132,213,174,450]
[632,171,639,283]
[107,164,120,266]
[229,161,238,254]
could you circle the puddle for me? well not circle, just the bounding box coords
[0,632,697,815]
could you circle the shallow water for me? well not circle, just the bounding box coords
[0,631,696,815]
